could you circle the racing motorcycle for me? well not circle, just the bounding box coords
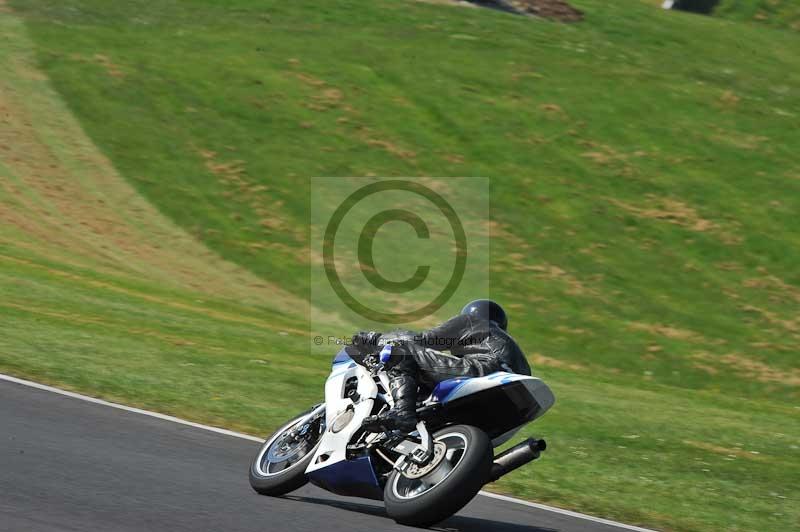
[249,336,555,527]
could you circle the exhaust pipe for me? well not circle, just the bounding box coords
[489,438,547,482]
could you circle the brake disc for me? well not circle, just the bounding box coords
[402,441,447,479]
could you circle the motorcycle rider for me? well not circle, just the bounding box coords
[347,299,531,433]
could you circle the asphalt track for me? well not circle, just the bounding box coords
[0,377,655,532]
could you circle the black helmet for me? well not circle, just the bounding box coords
[460,299,507,331]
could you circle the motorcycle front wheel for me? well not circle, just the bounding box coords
[384,424,492,527]
[249,405,325,496]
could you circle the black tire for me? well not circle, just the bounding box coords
[249,407,324,496]
[384,424,492,527]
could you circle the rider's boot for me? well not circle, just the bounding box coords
[362,372,418,433]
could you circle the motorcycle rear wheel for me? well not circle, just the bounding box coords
[384,424,492,527]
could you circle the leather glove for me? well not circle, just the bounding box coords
[345,331,382,368]
[351,331,382,354]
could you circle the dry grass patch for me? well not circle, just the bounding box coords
[197,147,305,244]
[740,304,800,333]
[486,220,532,251]
[609,195,715,232]
[629,322,704,342]
[742,273,800,304]
[531,353,589,371]
[610,195,745,245]
[692,351,800,386]
[683,440,764,461]
[365,138,417,160]
[717,89,740,108]
[512,262,600,297]
[580,141,647,177]
[92,53,125,79]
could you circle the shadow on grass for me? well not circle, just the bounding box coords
[283,494,558,531]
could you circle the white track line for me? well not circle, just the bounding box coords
[0,373,262,443]
[477,491,657,532]
[0,372,657,532]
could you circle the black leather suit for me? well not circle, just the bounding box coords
[352,314,531,432]
[395,314,531,389]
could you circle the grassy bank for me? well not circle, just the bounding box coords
[716,0,800,30]
[1,1,798,530]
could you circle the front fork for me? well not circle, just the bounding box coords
[285,403,326,440]
[376,420,435,473]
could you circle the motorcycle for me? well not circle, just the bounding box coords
[249,337,555,527]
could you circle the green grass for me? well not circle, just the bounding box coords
[1,1,799,530]
[716,0,800,30]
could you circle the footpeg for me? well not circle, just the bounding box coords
[387,421,435,470]
[410,421,433,465]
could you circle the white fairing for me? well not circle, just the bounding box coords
[305,362,377,474]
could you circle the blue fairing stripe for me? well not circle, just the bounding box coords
[332,348,353,366]
[431,377,470,403]
[434,372,519,402]
[307,455,382,500]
